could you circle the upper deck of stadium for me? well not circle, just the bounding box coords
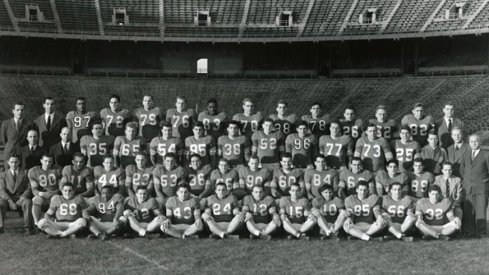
[1,0,489,42]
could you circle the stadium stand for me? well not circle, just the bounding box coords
[302,0,355,36]
[424,0,485,32]
[468,0,489,29]
[384,0,440,33]
[55,0,100,34]
[341,0,399,35]
[8,0,57,33]
[163,0,244,25]
[0,1,13,29]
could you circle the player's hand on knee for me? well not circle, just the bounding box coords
[123,210,134,218]
[161,219,170,230]
[8,200,17,211]
[244,212,253,222]
[310,208,320,217]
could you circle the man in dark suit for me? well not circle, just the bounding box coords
[446,127,470,177]
[437,103,464,149]
[17,129,45,170]
[34,97,66,150]
[49,127,79,169]
[0,102,36,170]
[460,134,489,238]
[0,154,33,234]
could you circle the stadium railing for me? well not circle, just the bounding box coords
[417,65,489,76]
[331,68,403,78]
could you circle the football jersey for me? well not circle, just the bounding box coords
[272,168,304,197]
[251,130,285,164]
[401,114,435,147]
[416,198,452,226]
[149,136,183,165]
[166,196,199,225]
[100,108,131,137]
[339,118,364,141]
[113,136,148,168]
[198,111,227,142]
[408,171,434,199]
[345,194,379,224]
[28,166,61,193]
[125,165,153,193]
[133,107,164,141]
[50,195,86,222]
[280,196,310,224]
[66,110,98,144]
[185,135,215,166]
[391,140,421,172]
[152,166,187,197]
[166,108,195,140]
[242,195,276,224]
[382,195,415,224]
[186,165,212,196]
[369,118,398,142]
[375,171,409,194]
[209,169,239,190]
[217,135,250,166]
[205,194,239,222]
[90,193,124,222]
[319,135,353,168]
[61,165,94,195]
[312,196,345,223]
[304,168,339,198]
[232,112,263,140]
[93,166,125,192]
[355,136,391,172]
[124,196,160,223]
[238,166,270,192]
[301,114,331,139]
[80,135,115,167]
[285,133,318,168]
[269,113,297,135]
[339,169,373,196]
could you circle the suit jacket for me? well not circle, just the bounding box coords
[17,145,45,170]
[0,118,36,162]
[34,112,66,149]
[49,141,79,169]
[433,175,464,207]
[460,149,489,195]
[436,117,464,149]
[0,169,31,200]
[446,142,470,177]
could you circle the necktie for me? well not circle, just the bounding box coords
[14,120,19,131]
[472,150,477,160]
[64,143,69,153]
[447,119,452,133]
[46,115,52,131]
[445,178,450,198]
[30,146,34,153]
[12,171,17,183]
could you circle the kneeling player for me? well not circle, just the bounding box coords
[311,184,347,239]
[242,185,280,240]
[37,183,87,238]
[123,186,165,237]
[202,182,244,239]
[279,183,316,239]
[83,185,125,240]
[415,185,460,240]
[343,181,386,241]
[381,182,416,240]
[161,184,203,239]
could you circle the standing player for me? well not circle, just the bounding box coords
[242,185,280,240]
[401,102,435,147]
[125,153,154,199]
[381,182,416,240]
[269,100,297,136]
[305,155,339,199]
[198,98,227,142]
[369,105,398,142]
[59,153,94,198]
[233,98,263,140]
[319,121,353,169]
[184,122,216,167]
[270,153,305,199]
[339,107,364,143]
[80,119,115,168]
[100,94,131,137]
[354,123,393,173]
[186,154,213,200]
[415,185,460,240]
[420,132,447,175]
[217,120,250,168]
[311,184,347,239]
[37,183,87,238]
[123,186,166,237]
[149,122,183,166]
[251,119,285,171]
[166,96,196,142]
[338,157,374,198]
[285,121,318,169]
[133,95,164,142]
[375,160,409,196]
[279,183,316,239]
[113,122,147,168]
[408,158,434,199]
[93,156,125,196]
[391,126,421,172]
[153,153,187,208]
[66,97,98,145]
[301,102,330,140]
[238,156,272,195]
[202,182,243,239]
[343,181,386,241]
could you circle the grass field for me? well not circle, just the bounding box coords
[1,217,489,275]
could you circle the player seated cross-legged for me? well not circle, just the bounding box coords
[381,182,416,241]
[160,184,203,239]
[82,185,125,240]
[123,185,166,238]
[37,183,87,238]
[202,182,244,239]
[415,185,460,240]
[279,183,316,240]
[242,185,280,240]
[311,184,347,240]
[343,181,386,241]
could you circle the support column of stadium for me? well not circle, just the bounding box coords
[159,0,165,38]
[296,0,315,38]
[337,0,359,35]
[462,0,489,29]
[49,0,63,34]
[379,0,404,34]
[2,0,19,32]
[420,0,447,33]
[93,0,105,36]
[238,0,251,39]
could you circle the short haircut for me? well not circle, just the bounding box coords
[13,101,25,108]
[388,181,402,191]
[413,158,424,165]
[227,120,240,128]
[350,157,362,164]
[344,106,356,112]
[400,126,411,133]
[315,154,327,162]
[177,183,190,191]
[215,181,227,189]
[110,94,121,102]
[62,183,74,190]
[242,98,252,105]
[9,153,20,160]
[193,121,204,129]
[310,102,322,109]
[189,153,201,160]
[103,155,115,162]
[136,185,148,192]
[427,185,441,193]
[376,105,386,111]
[319,184,334,194]
[413,102,423,109]
[126,122,138,130]
[76,97,86,102]
[90,119,103,130]
[289,182,300,190]
[262,118,274,125]
[249,155,259,162]
[357,180,369,189]
[366,123,377,129]
[176,96,186,102]
[44,96,54,102]
[72,152,86,161]
[41,153,54,160]
[252,184,264,192]
[143,95,153,100]
[160,121,172,129]
[207,98,217,105]
[277,100,288,107]
[385,159,398,167]
[296,121,309,128]
[441,162,452,168]
[165,152,177,160]
[281,152,292,160]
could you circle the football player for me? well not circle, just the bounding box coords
[401,102,435,147]
[242,184,280,240]
[269,100,297,136]
[210,158,239,193]
[408,158,434,199]
[279,183,315,239]
[420,132,447,175]
[251,118,285,171]
[184,122,216,167]
[381,182,416,240]
[375,160,409,196]
[319,120,353,169]
[80,119,115,168]
[311,184,347,239]
[125,153,154,199]
[339,106,364,142]
[198,98,227,142]
[166,96,195,142]
[113,122,147,168]
[391,126,421,172]
[133,95,164,142]
[186,154,213,201]
[270,153,305,199]
[305,155,339,199]
[217,120,250,168]
[66,97,97,144]
[100,94,131,137]
[301,102,330,139]
[354,123,393,173]
[149,122,183,166]
[338,157,374,198]
[59,153,94,198]
[232,98,263,140]
[285,121,318,169]
[238,156,271,195]
[93,156,125,196]
[153,153,187,208]
[369,105,398,142]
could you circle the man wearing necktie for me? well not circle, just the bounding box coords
[460,134,489,238]
[17,129,45,170]
[437,103,464,150]
[446,127,470,177]
[49,127,80,169]
[433,162,464,222]
[34,97,67,150]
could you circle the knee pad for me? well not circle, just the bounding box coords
[32,196,44,206]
